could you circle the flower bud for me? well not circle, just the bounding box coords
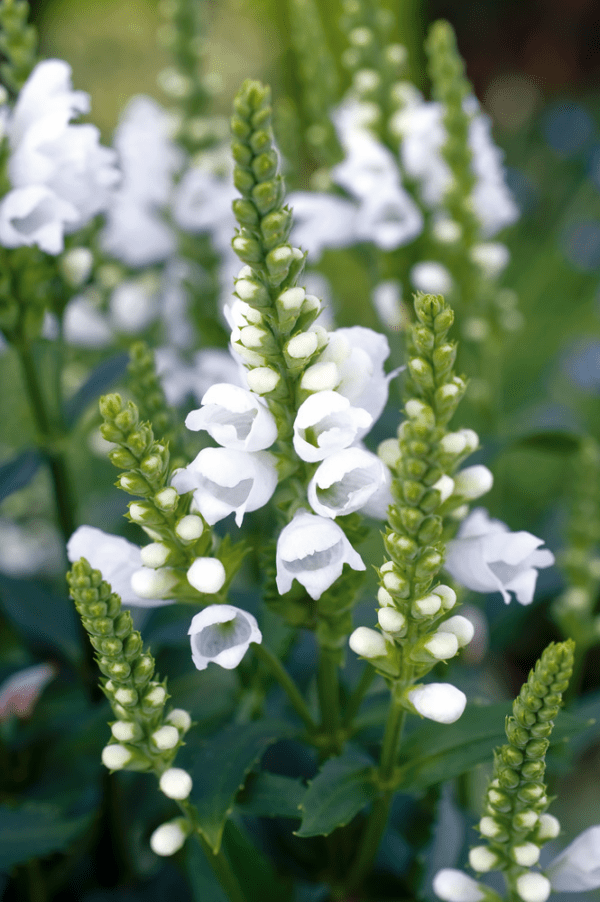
[143,685,167,708]
[159,767,193,800]
[154,488,178,511]
[150,818,190,856]
[187,558,226,594]
[512,843,540,866]
[300,362,339,393]
[246,366,281,394]
[412,594,442,618]
[102,743,132,770]
[432,869,486,902]
[535,813,560,841]
[468,846,499,873]
[408,683,466,723]
[424,632,459,660]
[349,626,387,659]
[166,709,192,733]
[377,607,406,635]
[140,543,171,568]
[151,725,180,750]
[377,586,394,607]
[515,873,551,902]
[60,247,94,287]
[285,331,319,360]
[432,585,457,609]
[111,720,142,742]
[114,687,138,707]
[378,438,401,469]
[453,466,493,500]
[440,615,474,647]
[130,567,177,599]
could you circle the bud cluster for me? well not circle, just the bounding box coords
[67,558,193,778]
[127,341,185,468]
[469,640,574,901]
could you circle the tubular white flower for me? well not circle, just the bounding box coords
[0,185,79,254]
[432,869,485,902]
[453,465,494,500]
[276,510,365,599]
[288,191,359,260]
[67,525,173,607]
[444,508,555,605]
[546,824,600,891]
[188,604,262,671]
[515,874,551,902]
[408,683,467,724]
[159,768,193,800]
[171,448,278,526]
[187,557,226,594]
[184,383,278,451]
[307,448,387,518]
[349,626,388,659]
[130,567,178,600]
[150,819,190,857]
[293,391,372,462]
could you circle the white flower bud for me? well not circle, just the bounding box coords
[300,361,339,393]
[151,725,180,750]
[460,429,479,452]
[440,432,468,455]
[159,767,193,800]
[102,744,132,770]
[246,367,281,394]
[432,475,455,503]
[453,466,493,500]
[408,683,466,723]
[187,557,226,594]
[377,586,394,607]
[440,615,475,647]
[154,488,178,511]
[277,286,305,311]
[514,810,539,831]
[382,571,404,591]
[378,438,401,469]
[432,219,462,244]
[114,688,137,706]
[144,685,166,707]
[432,584,457,609]
[536,813,560,841]
[131,567,178,599]
[140,543,171,568]
[240,325,268,348]
[512,843,540,867]
[286,331,319,359]
[377,607,406,635]
[175,515,204,542]
[166,708,192,733]
[479,816,502,838]
[349,626,387,659]
[468,846,499,873]
[150,819,190,856]
[412,594,442,617]
[111,720,141,742]
[405,398,433,422]
[425,632,459,660]
[60,247,93,286]
[515,873,551,902]
[432,869,485,902]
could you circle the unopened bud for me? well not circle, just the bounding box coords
[159,767,193,799]
[515,873,551,902]
[432,585,457,610]
[468,846,499,873]
[349,626,387,659]
[511,843,540,867]
[140,543,171,568]
[286,331,318,359]
[175,515,204,542]
[453,465,493,500]
[102,743,132,770]
[111,720,142,742]
[187,558,226,594]
[131,568,177,599]
[151,725,180,750]
[412,594,442,618]
[300,362,339,393]
[150,818,190,856]
[377,607,406,635]
[246,366,280,394]
[166,709,192,733]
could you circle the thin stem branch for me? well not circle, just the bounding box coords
[253,642,317,731]
[317,644,341,754]
[343,665,376,729]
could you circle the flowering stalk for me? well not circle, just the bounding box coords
[0,0,37,93]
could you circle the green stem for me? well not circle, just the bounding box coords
[253,642,317,731]
[343,664,376,729]
[344,684,406,895]
[317,643,341,752]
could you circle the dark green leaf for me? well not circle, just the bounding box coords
[0,449,42,503]
[64,352,129,426]
[183,719,297,852]
[397,702,592,791]
[512,430,582,454]
[221,819,288,902]
[295,746,376,838]
[185,839,229,902]
[236,771,305,818]
[0,575,82,665]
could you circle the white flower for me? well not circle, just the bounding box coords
[63,295,113,348]
[355,185,423,251]
[444,508,555,605]
[67,525,174,607]
[101,198,176,268]
[308,448,387,518]
[372,280,406,331]
[109,278,159,334]
[184,383,278,451]
[411,261,453,295]
[288,191,358,260]
[276,510,365,599]
[0,663,56,721]
[407,682,467,723]
[470,242,510,278]
[188,604,262,670]
[172,165,236,235]
[293,391,372,462]
[159,767,193,800]
[155,347,243,407]
[453,465,494,500]
[0,185,78,254]
[432,869,485,902]
[546,825,600,891]
[171,448,278,526]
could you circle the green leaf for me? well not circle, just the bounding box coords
[64,352,129,426]
[185,840,229,902]
[221,819,288,902]
[0,575,82,665]
[295,746,376,838]
[0,792,97,870]
[183,719,297,852]
[512,430,582,455]
[236,771,305,818]
[0,449,42,503]
[397,702,592,791]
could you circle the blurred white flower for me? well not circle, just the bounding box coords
[109,278,159,334]
[171,448,278,526]
[62,294,113,348]
[288,191,358,260]
[411,261,453,295]
[155,347,243,407]
[546,825,600,891]
[276,510,365,599]
[188,604,261,670]
[0,663,56,721]
[172,165,236,236]
[185,383,278,451]
[0,184,78,254]
[408,682,467,723]
[67,525,174,607]
[432,868,485,902]
[372,280,406,331]
[355,185,423,251]
[444,508,554,604]
[293,390,372,462]
[307,447,387,518]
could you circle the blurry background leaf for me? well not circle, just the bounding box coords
[0,450,42,503]
[236,771,305,819]
[0,575,82,665]
[64,352,129,427]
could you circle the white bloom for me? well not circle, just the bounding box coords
[288,191,358,260]
[188,604,262,670]
[172,165,236,235]
[307,448,387,518]
[109,279,159,334]
[0,663,56,721]
[63,295,113,348]
[332,126,399,200]
[546,825,600,891]
[0,185,78,254]
[187,557,226,594]
[130,567,178,600]
[293,391,372,462]
[470,242,510,278]
[432,869,485,902]
[102,199,176,268]
[372,280,406,331]
[411,261,453,295]
[355,185,423,251]
[408,682,467,723]
[155,346,243,407]
[444,508,555,605]
[276,510,365,599]
[185,383,278,451]
[67,525,174,607]
[171,448,278,526]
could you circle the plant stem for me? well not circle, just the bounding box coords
[343,665,376,729]
[253,642,317,731]
[178,800,248,902]
[344,683,406,895]
[317,643,341,753]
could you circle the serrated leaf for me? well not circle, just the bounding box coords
[0,449,42,503]
[64,352,129,426]
[397,702,591,791]
[236,771,305,818]
[295,746,376,838]
[183,719,297,852]
[0,575,82,665]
